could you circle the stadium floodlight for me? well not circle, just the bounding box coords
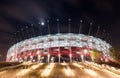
[41,22,45,26]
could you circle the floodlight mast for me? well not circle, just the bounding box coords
[68,18,72,62]
[88,22,93,35]
[79,20,83,34]
[38,22,42,36]
[47,20,51,63]
[57,19,61,63]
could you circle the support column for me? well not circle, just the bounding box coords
[48,54,50,63]
[58,54,61,63]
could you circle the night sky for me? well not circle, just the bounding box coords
[0,0,120,61]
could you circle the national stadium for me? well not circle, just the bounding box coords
[6,20,112,63]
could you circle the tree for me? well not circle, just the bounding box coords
[91,49,103,63]
[109,47,120,61]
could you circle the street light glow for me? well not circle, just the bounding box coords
[11,53,15,56]
[37,50,40,54]
[69,54,72,57]
[84,49,88,54]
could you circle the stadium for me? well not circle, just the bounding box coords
[6,33,111,63]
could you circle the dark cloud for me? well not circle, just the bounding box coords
[0,19,13,31]
[92,0,115,13]
[1,0,48,23]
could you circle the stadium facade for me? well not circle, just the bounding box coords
[6,33,111,62]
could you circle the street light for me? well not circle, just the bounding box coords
[11,53,15,56]
[69,54,72,62]
[84,49,88,54]
[37,50,40,55]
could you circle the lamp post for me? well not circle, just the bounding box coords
[79,20,83,34]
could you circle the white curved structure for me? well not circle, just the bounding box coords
[6,33,111,62]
